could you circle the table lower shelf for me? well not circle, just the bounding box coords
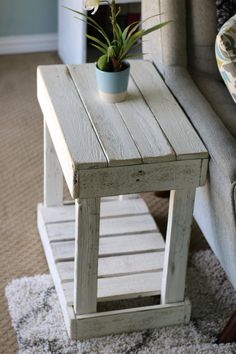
[37,195,191,339]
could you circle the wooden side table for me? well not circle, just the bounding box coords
[37,60,208,340]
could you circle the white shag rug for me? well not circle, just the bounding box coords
[5,250,236,354]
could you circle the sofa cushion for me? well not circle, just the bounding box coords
[215,14,236,102]
[187,0,219,78]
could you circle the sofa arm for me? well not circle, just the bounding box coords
[164,66,236,183]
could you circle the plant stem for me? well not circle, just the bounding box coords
[110,0,117,40]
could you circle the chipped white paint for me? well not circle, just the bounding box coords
[37,61,208,339]
[44,120,63,207]
[74,198,100,315]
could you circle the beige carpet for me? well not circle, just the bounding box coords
[0,52,208,354]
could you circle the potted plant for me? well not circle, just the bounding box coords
[66,0,169,103]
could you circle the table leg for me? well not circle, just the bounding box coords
[74,198,100,315]
[44,119,63,207]
[161,188,196,304]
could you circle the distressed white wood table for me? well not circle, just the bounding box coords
[37,60,208,340]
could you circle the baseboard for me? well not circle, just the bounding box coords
[0,33,58,55]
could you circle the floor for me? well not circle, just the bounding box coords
[0,52,208,353]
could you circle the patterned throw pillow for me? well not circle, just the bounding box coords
[216,0,236,31]
[215,14,236,103]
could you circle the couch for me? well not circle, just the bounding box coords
[142,0,236,289]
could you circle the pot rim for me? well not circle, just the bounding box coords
[95,61,130,73]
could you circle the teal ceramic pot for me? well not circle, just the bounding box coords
[95,62,130,103]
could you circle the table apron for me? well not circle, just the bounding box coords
[74,159,205,198]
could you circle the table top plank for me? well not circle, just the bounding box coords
[68,64,142,167]
[130,61,208,160]
[37,65,107,170]
[116,76,176,163]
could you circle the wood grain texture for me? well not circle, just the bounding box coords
[37,65,107,170]
[64,271,163,303]
[77,159,202,198]
[161,188,196,304]
[100,197,149,217]
[100,213,157,236]
[44,120,63,207]
[116,76,175,163]
[74,198,100,315]
[68,64,142,167]
[130,61,208,160]
[57,251,164,281]
[37,205,76,337]
[46,212,158,241]
[36,60,209,339]
[37,203,191,340]
[50,232,164,260]
[74,299,191,339]
[40,195,145,224]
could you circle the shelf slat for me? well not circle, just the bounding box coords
[38,200,165,304]
[57,251,164,281]
[63,271,162,304]
[51,232,165,261]
[40,195,149,224]
[47,213,158,241]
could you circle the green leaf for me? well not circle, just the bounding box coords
[123,13,164,42]
[111,41,122,57]
[90,43,107,55]
[119,20,170,61]
[74,16,111,45]
[64,6,170,66]
[141,13,165,26]
[122,21,139,41]
[125,52,144,59]
[119,30,144,60]
[121,23,143,57]
[126,22,141,40]
[107,46,116,60]
[85,34,108,50]
[115,6,121,18]
[75,16,112,47]
[113,23,122,43]
[64,6,111,46]
[97,54,108,70]
[116,23,123,37]
[142,21,171,36]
